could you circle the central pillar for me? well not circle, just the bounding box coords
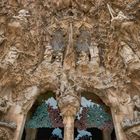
[63,113,75,140]
[103,128,112,140]
[59,103,80,140]
[56,86,80,140]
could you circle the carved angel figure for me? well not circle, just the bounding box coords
[107,4,130,30]
[13,9,30,22]
[89,42,100,66]
[121,117,132,129]
[44,45,53,63]
[52,52,63,68]
[107,4,128,22]
[133,95,140,120]
[77,51,89,64]
[0,28,5,45]
[1,47,19,68]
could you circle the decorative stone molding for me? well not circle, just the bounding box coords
[133,95,140,120]
[0,120,17,140]
[0,121,17,129]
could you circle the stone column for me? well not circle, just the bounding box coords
[111,109,127,140]
[110,98,134,140]
[63,114,75,140]
[59,104,80,140]
[106,89,134,140]
[25,128,37,140]
[56,91,80,140]
[13,114,27,140]
[4,105,27,140]
[103,128,112,140]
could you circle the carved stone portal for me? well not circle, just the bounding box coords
[0,0,140,140]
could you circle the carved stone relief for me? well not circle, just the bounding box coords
[0,97,10,114]
[0,120,17,140]
[0,1,140,140]
[133,95,140,120]
[0,27,5,46]
[17,86,40,114]
[0,127,13,140]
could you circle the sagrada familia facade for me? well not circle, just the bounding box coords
[0,0,140,140]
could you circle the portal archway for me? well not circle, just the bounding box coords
[21,91,116,140]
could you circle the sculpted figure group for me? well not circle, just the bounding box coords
[133,95,140,120]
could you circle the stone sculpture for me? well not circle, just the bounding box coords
[0,0,140,140]
[133,95,140,120]
[0,97,10,114]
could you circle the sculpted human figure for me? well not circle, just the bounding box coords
[77,51,89,64]
[107,4,133,32]
[0,97,10,114]
[13,9,30,23]
[0,27,5,45]
[121,117,132,129]
[0,47,19,69]
[52,51,63,69]
[120,41,139,65]
[89,42,100,67]
[107,4,128,23]
[44,45,53,63]
[133,95,140,120]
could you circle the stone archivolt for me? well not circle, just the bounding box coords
[0,0,140,140]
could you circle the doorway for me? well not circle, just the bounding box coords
[36,128,62,140]
[22,92,116,140]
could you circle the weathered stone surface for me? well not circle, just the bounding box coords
[0,0,140,140]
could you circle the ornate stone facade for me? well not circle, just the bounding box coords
[0,0,140,140]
